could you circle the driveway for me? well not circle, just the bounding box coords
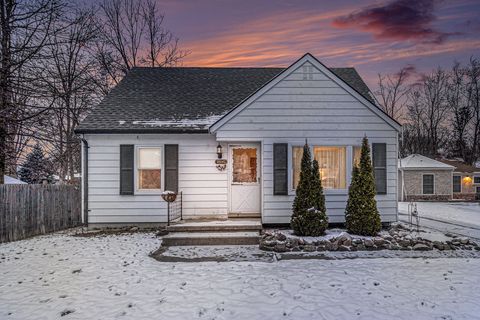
[399,202,480,240]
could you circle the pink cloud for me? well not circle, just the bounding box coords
[332,0,457,44]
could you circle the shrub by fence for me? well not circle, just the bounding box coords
[0,184,82,243]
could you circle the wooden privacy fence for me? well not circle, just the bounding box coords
[0,184,82,243]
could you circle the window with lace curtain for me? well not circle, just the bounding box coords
[292,146,303,189]
[353,146,362,167]
[313,146,346,189]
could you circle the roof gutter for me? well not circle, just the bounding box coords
[74,128,210,134]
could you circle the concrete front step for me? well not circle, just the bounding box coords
[162,231,260,246]
[166,219,262,233]
[228,213,261,219]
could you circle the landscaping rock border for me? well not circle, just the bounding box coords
[260,224,480,253]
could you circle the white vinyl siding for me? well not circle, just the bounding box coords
[215,61,398,224]
[85,134,228,224]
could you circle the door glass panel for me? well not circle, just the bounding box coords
[232,148,257,183]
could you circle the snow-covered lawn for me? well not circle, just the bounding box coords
[399,201,480,228]
[1,231,480,320]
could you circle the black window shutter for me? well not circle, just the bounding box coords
[372,143,387,194]
[273,143,288,195]
[120,145,134,195]
[164,144,179,193]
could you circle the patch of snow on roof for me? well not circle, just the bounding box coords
[132,115,224,128]
[399,154,455,170]
[4,175,27,184]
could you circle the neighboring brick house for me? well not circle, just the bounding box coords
[398,154,455,201]
[436,159,480,201]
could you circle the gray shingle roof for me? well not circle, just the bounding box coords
[76,66,375,133]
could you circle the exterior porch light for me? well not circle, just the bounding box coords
[463,176,472,185]
[217,143,223,159]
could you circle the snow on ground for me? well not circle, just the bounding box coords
[1,231,480,320]
[399,214,480,240]
[272,225,453,243]
[399,202,480,228]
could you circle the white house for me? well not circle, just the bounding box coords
[75,53,401,227]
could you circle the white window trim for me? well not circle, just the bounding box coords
[288,143,310,195]
[473,175,480,184]
[453,174,462,193]
[422,173,435,195]
[134,145,164,195]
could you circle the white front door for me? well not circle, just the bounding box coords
[229,144,261,214]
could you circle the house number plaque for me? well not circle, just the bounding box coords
[215,159,227,171]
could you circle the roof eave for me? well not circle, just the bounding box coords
[74,128,210,134]
[399,167,455,171]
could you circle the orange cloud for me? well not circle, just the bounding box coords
[182,9,349,67]
[179,6,478,70]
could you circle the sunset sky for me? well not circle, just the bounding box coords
[157,0,480,87]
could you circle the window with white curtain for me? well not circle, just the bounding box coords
[313,146,346,189]
[292,146,303,189]
[353,146,362,167]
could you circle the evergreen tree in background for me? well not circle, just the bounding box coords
[345,136,382,236]
[18,144,50,184]
[291,142,328,236]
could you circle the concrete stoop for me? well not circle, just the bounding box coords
[162,219,262,246]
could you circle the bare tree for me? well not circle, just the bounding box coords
[0,0,64,183]
[32,8,102,184]
[404,68,449,157]
[94,0,188,86]
[376,67,411,122]
[464,57,480,164]
[446,62,472,161]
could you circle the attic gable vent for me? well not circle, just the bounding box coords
[302,65,314,80]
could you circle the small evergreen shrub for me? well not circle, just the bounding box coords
[291,142,328,236]
[345,136,382,236]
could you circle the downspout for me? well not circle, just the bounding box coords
[399,126,405,202]
[81,136,89,226]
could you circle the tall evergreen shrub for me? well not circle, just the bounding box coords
[345,136,382,235]
[291,142,328,236]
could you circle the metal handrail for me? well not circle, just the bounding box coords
[166,191,182,226]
